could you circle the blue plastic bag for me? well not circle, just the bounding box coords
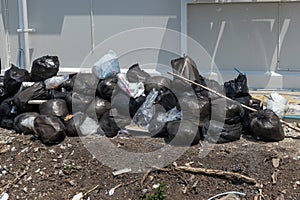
[92,50,120,79]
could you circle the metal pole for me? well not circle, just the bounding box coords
[17,0,30,70]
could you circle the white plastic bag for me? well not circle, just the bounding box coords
[92,50,120,79]
[44,75,69,89]
[267,92,289,118]
[132,89,158,128]
[79,116,100,136]
[117,73,144,98]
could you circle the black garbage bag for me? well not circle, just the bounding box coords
[109,108,131,129]
[39,99,69,119]
[111,88,130,117]
[14,112,39,134]
[96,76,117,102]
[65,112,85,137]
[31,55,59,82]
[249,98,262,111]
[170,78,196,99]
[224,73,249,98]
[65,92,93,114]
[73,73,98,96]
[171,56,208,97]
[249,109,284,142]
[0,98,19,118]
[234,95,252,106]
[99,112,120,137]
[49,90,69,100]
[179,95,210,127]
[129,95,146,118]
[14,82,49,111]
[0,98,20,129]
[34,115,66,145]
[0,96,17,129]
[0,86,8,104]
[166,120,201,146]
[204,78,225,100]
[86,97,111,119]
[4,64,30,95]
[65,112,102,137]
[59,73,77,91]
[144,76,171,94]
[126,64,151,83]
[156,88,179,112]
[171,56,201,83]
[211,99,244,125]
[0,118,15,129]
[202,120,242,143]
[241,98,262,134]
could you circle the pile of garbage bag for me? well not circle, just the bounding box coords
[0,51,285,146]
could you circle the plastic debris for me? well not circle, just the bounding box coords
[0,192,9,200]
[267,92,289,118]
[92,50,120,79]
[132,89,159,128]
[117,73,144,98]
[72,192,83,200]
[112,168,132,176]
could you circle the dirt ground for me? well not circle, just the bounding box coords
[0,127,299,200]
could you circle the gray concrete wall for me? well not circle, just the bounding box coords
[186,2,300,89]
[26,0,181,73]
[0,0,181,73]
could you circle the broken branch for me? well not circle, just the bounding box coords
[175,166,257,185]
[81,184,100,199]
[140,169,152,187]
[0,170,27,195]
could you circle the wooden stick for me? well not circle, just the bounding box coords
[168,71,300,133]
[0,171,27,195]
[81,184,100,199]
[140,169,152,187]
[110,179,139,195]
[175,166,257,185]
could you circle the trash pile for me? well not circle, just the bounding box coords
[0,51,285,146]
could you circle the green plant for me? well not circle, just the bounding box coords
[141,183,166,200]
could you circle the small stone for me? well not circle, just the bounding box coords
[11,146,16,152]
[58,170,64,176]
[35,168,40,173]
[49,149,56,154]
[272,158,280,168]
[68,180,76,186]
[26,176,32,181]
[21,147,29,153]
[142,189,147,194]
[281,189,287,194]
[34,147,39,152]
[0,145,11,154]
